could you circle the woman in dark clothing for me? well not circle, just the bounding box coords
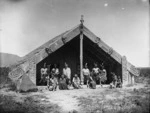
[88,75,96,89]
[59,74,68,90]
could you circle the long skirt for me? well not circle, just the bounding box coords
[92,73,98,82]
[89,81,96,89]
[59,82,68,90]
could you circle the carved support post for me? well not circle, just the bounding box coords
[80,15,84,84]
[122,56,128,86]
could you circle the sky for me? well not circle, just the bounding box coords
[0,0,149,67]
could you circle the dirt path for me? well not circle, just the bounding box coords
[44,90,80,112]
[40,86,121,112]
[38,87,107,112]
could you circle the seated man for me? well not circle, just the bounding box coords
[49,74,58,91]
[59,74,68,90]
[72,74,81,89]
[110,72,117,88]
[116,76,122,88]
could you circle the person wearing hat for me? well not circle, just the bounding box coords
[83,63,90,87]
[72,74,81,89]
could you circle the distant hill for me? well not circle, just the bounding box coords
[0,53,22,67]
[137,67,150,77]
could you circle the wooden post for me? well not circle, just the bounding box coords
[80,33,83,84]
[80,15,84,84]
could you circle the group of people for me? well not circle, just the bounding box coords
[39,62,122,91]
[110,72,122,88]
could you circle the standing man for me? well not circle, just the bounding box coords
[100,64,107,86]
[83,63,90,87]
[63,62,71,84]
[92,63,100,83]
[40,63,48,85]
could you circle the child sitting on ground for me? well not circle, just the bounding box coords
[72,74,81,89]
[67,79,74,90]
[49,74,58,91]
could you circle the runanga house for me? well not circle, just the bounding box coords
[9,18,139,88]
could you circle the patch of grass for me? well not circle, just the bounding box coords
[77,88,150,113]
[0,67,17,91]
[135,75,150,84]
[0,94,61,113]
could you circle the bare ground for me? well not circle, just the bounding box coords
[0,84,150,113]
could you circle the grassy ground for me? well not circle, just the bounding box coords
[0,84,150,113]
[77,87,150,113]
[0,90,61,113]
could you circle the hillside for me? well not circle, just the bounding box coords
[137,67,150,77]
[0,53,21,67]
